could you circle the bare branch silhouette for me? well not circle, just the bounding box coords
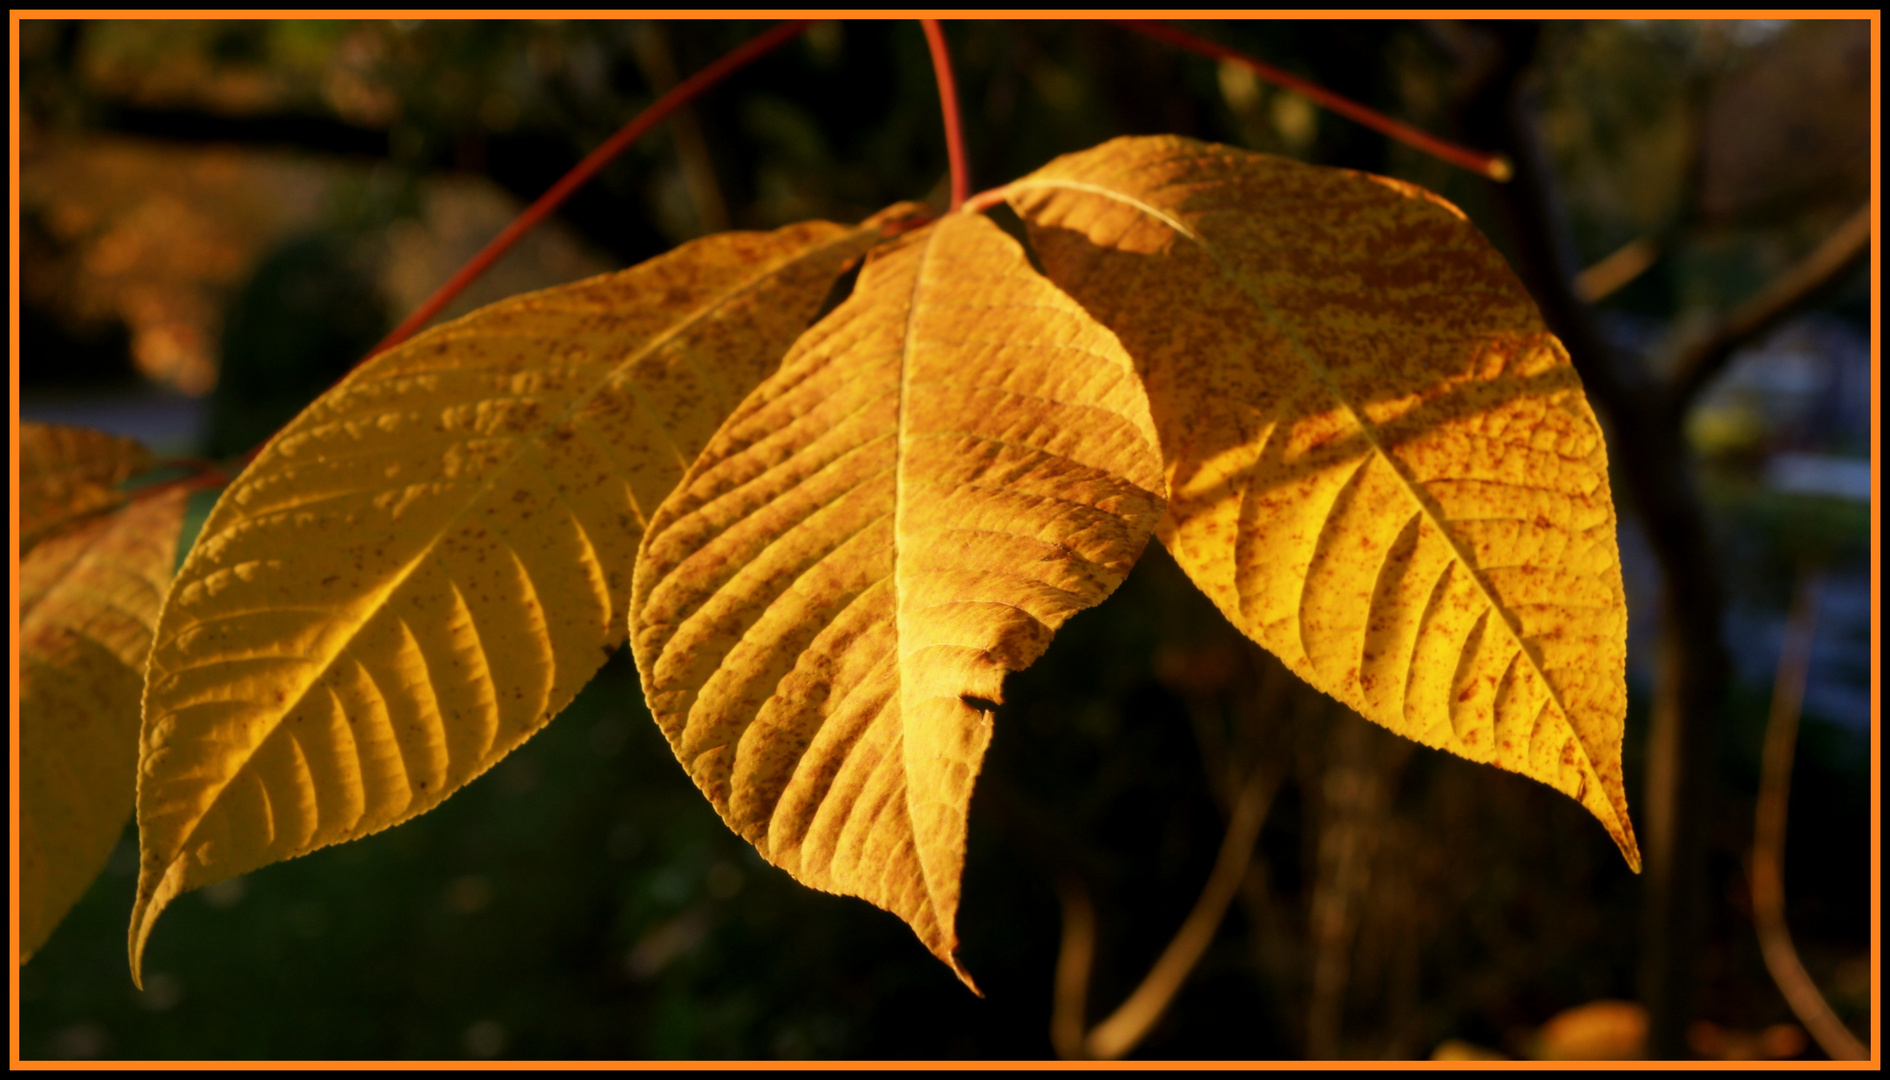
[1750,569,1869,1061]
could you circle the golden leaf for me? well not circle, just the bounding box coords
[21,486,188,962]
[1006,136,1639,868]
[630,212,1166,985]
[19,422,156,555]
[131,210,919,981]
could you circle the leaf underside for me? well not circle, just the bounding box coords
[630,212,1166,986]
[19,422,156,555]
[1008,136,1639,868]
[130,209,919,982]
[21,486,187,962]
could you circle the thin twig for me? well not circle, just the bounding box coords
[24,463,226,553]
[147,456,226,477]
[1050,875,1097,1061]
[1114,19,1512,181]
[1574,235,1661,304]
[1572,22,1719,308]
[1083,761,1280,1060]
[135,455,231,496]
[125,464,230,506]
[921,19,970,211]
[1750,569,1868,1061]
[1665,203,1872,418]
[1564,31,1727,306]
[364,19,812,360]
[629,21,732,235]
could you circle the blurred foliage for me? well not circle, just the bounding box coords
[14,17,1872,1061]
[205,233,388,457]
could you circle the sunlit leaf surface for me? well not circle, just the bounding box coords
[131,210,921,980]
[631,213,1166,983]
[1008,136,1638,867]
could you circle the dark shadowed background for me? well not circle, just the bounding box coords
[15,18,1873,1061]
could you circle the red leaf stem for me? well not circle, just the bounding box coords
[1114,20,1513,182]
[131,463,231,503]
[922,19,971,211]
[364,19,814,362]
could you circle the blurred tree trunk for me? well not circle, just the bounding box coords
[1304,709,1414,1059]
[1450,21,1731,1059]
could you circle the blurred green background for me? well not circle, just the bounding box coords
[15,18,1873,1061]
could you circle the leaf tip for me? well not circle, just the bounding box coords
[1616,825,1643,875]
[127,857,188,990]
[1588,779,1640,873]
[947,954,984,998]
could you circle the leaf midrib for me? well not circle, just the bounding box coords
[892,223,954,933]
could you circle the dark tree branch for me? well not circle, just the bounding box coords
[1451,21,1732,1059]
[86,101,393,157]
[1455,26,1640,409]
[1664,203,1872,419]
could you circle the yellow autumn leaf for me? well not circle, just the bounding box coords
[630,212,1167,986]
[21,486,188,963]
[19,422,156,555]
[1005,136,1639,868]
[131,208,921,982]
